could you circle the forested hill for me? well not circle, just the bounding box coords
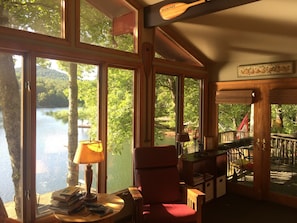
[15,66,68,80]
[15,66,69,108]
[36,66,68,80]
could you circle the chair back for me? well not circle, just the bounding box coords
[133,145,182,204]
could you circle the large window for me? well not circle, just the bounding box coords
[154,74,202,153]
[183,77,202,153]
[0,0,64,38]
[154,73,177,145]
[35,58,99,216]
[80,0,136,53]
[107,67,134,193]
[0,54,23,219]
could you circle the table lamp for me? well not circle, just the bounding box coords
[73,140,104,202]
[176,132,190,156]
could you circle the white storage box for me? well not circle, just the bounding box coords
[204,179,214,202]
[216,175,226,198]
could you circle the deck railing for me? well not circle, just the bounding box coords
[219,131,297,179]
[271,134,297,165]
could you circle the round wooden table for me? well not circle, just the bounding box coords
[54,193,124,223]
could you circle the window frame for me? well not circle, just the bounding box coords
[0,1,207,222]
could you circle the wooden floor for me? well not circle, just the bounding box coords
[202,193,297,223]
[115,192,297,223]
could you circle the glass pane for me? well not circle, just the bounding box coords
[183,78,201,154]
[80,0,136,53]
[0,54,23,220]
[154,74,177,145]
[218,104,254,186]
[0,0,64,38]
[107,67,133,193]
[35,58,98,217]
[270,104,297,197]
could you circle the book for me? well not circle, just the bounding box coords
[50,192,83,208]
[50,199,84,215]
[51,187,81,202]
[60,186,80,196]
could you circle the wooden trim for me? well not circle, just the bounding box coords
[270,88,297,104]
[215,89,255,104]
[112,12,136,36]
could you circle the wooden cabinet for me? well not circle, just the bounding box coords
[180,150,227,201]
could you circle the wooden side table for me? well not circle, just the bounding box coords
[54,193,124,223]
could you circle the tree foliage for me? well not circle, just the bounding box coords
[37,77,68,108]
[107,68,133,154]
[1,0,62,37]
[184,78,201,131]
[271,104,297,134]
[218,104,251,132]
[155,74,177,141]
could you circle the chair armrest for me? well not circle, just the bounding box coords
[128,187,144,223]
[187,188,205,223]
[187,188,205,210]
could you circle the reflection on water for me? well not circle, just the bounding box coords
[0,111,13,202]
[0,108,88,202]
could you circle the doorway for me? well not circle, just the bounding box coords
[213,79,297,208]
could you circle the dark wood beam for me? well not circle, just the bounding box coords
[144,0,259,27]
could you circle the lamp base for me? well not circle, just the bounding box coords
[84,193,97,202]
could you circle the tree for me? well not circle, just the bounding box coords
[67,63,79,186]
[0,53,22,218]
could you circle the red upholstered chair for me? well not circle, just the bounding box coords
[129,145,204,223]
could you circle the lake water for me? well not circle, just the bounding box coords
[0,108,88,202]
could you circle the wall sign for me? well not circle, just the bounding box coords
[238,61,295,77]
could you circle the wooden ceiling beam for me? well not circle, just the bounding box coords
[144,0,259,27]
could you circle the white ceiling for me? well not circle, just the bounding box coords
[139,0,297,64]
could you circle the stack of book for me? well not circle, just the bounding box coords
[50,186,84,215]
